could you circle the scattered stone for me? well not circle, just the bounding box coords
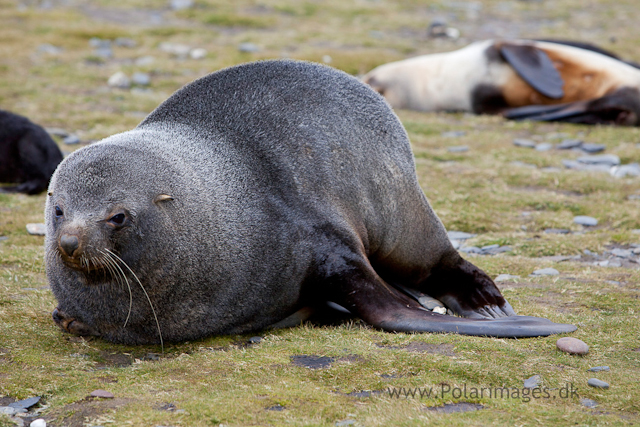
[610,248,632,258]
[89,37,111,49]
[484,245,512,255]
[135,56,156,66]
[37,43,63,55]
[577,154,620,166]
[267,404,285,411]
[535,142,553,151]
[611,163,640,178]
[322,55,332,64]
[131,72,151,86]
[238,42,260,53]
[531,268,559,276]
[90,389,114,398]
[8,396,41,409]
[143,353,161,361]
[159,42,191,58]
[432,306,447,315]
[46,127,68,137]
[511,161,537,168]
[441,130,465,138]
[588,378,609,389]
[580,143,606,153]
[291,355,334,369]
[170,0,193,10]
[30,420,46,427]
[524,374,541,389]
[557,138,583,149]
[513,138,536,148]
[248,336,262,344]
[460,246,483,254]
[335,420,355,427]
[369,30,384,39]
[495,274,519,282]
[0,407,17,416]
[574,216,598,227]
[588,366,610,372]
[190,48,207,60]
[107,72,131,89]
[562,160,611,172]
[0,236,8,242]
[63,134,80,145]
[628,194,640,200]
[450,239,461,250]
[94,47,113,59]
[556,337,589,355]
[424,402,484,413]
[26,223,45,236]
[115,37,137,48]
[545,228,570,234]
[580,398,598,408]
[447,231,476,240]
[416,295,445,310]
[447,145,468,152]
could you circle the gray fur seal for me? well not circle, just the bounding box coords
[0,109,63,194]
[363,39,640,126]
[46,60,575,345]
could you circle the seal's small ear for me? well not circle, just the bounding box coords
[154,194,174,203]
[47,192,53,196]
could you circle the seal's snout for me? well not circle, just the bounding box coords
[60,234,80,257]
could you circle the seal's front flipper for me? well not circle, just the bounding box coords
[52,308,100,337]
[334,259,575,338]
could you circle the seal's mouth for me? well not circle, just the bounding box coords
[58,250,109,273]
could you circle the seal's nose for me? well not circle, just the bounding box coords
[60,234,79,257]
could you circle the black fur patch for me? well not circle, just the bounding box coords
[471,84,509,114]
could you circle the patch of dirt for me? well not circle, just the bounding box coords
[93,351,133,368]
[45,397,132,427]
[290,354,363,369]
[376,342,456,356]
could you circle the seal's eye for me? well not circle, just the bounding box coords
[108,213,126,226]
[54,206,64,218]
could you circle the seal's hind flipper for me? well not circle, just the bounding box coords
[334,258,575,338]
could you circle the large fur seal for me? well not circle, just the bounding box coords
[363,39,640,126]
[0,109,63,194]
[46,60,575,345]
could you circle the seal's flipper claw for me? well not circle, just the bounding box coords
[52,308,100,337]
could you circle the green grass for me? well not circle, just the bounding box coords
[1,0,640,425]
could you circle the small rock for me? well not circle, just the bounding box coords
[531,268,559,276]
[513,138,536,148]
[94,47,113,59]
[89,37,111,49]
[524,374,541,389]
[484,245,512,255]
[0,407,17,416]
[37,43,63,55]
[115,37,137,48]
[481,244,499,250]
[416,295,445,310]
[588,366,610,372]
[335,420,355,427]
[131,72,151,86]
[562,160,611,172]
[267,404,285,411]
[557,138,583,149]
[535,142,553,151]
[460,246,483,254]
[447,145,468,152]
[0,236,7,242]
[46,127,68,137]
[189,48,207,60]
[159,42,191,58]
[90,389,114,398]
[447,231,476,240]
[63,134,80,145]
[544,228,570,234]
[170,0,193,10]
[8,396,41,409]
[135,56,156,66]
[248,336,262,344]
[511,161,537,168]
[556,337,589,355]
[432,306,447,315]
[574,216,598,226]
[441,130,465,138]
[580,143,606,153]
[494,274,519,282]
[26,223,45,236]
[588,378,609,389]
[610,248,632,258]
[238,43,260,53]
[580,398,598,408]
[611,163,640,178]
[450,239,461,250]
[30,420,46,427]
[107,72,131,89]
[577,154,620,166]
[322,55,332,63]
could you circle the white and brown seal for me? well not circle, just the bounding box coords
[363,39,640,126]
[46,60,575,345]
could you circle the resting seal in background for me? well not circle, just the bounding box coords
[0,109,63,194]
[363,39,640,126]
[46,60,575,345]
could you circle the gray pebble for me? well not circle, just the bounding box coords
[190,48,207,60]
[544,228,570,234]
[484,245,511,255]
[580,398,598,408]
[94,47,113,59]
[30,420,46,427]
[588,366,610,372]
[335,420,355,427]
[46,127,68,137]
[107,72,131,89]
[132,72,151,86]
[531,268,559,276]
[170,0,193,10]
[37,43,63,55]
[417,295,445,310]
[511,161,537,168]
[248,336,262,344]
[577,154,620,166]
[611,163,640,178]
[583,249,595,256]
[26,223,46,236]
[481,244,500,251]
[494,274,519,282]
[557,138,583,149]
[450,239,461,250]
[135,56,156,66]
[63,134,80,145]
[0,407,17,416]
[159,42,191,58]
[588,378,609,389]
[89,37,111,49]
[535,142,553,151]
[115,37,137,48]
[238,43,260,53]
[574,216,598,226]
[447,231,476,240]
[441,130,465,138]
[610,248,632,258]
[447,145,468,152]
[556,337,589,355]
[460,246,483,254]
[562,160,611,172]
[513,138,536,148]
[8,396,41,409]
[524,374,541,389]
[580,143,606,153]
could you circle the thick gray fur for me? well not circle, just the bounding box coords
[46,60,575,344]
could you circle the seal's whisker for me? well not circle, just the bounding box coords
[105,248,164,352]
[99,249,133,329]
